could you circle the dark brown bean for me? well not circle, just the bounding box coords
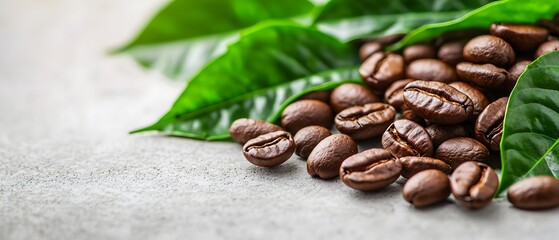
[403,44,435,63]
[425,124,469,147]
[475,97,508,151]
[450,161,498,209]
[229,118,283,144]
[456,62,510,89]
[381,119,433,158]
[435,137,490,170]
[335,103,396,140]
[242,131,295,167]
[507,176,559,210]
[399,156,451,179]
[307,134,358,179]
[360,52,405,90]
[384,79,414,110]
[490,23,549,52]
[535,39,559,59]
[399,110,425,126]
[463,35,515,67]
[403,169,451,208]
[359,41,383,62]
[298,90,331,103]
[293,126,331,159]
[437,40,467,65]
[506,60,531,92]
[281,100,333,133]
[340,148,401,191]
[330,83,381,113]
[406,59,458,83]
[449,81,489,118]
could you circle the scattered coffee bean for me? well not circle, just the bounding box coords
[399,156,451,179]
[425,124,469,147]
[330,83,380,113]
[359,41,383,62]
[406,59,458,83]
[242,131,295,167]
[456,62,510,88]
[534,39,559,58]
[382,119,433,158]
[293,126,331,159]
[360,52,405,90]
[450,161,498,209]
[340,148,401,191]
[507,176,559,210]
[230,118,283,144]
[403,44,435,63]
[298,90,331,103]
[281,99,333,133]
[475,97,508,151]
[435,137,490,170]
[335,103,396,140]
[307,134,358,179]
[463,35,515,67]
[490,23,549,52]
[403,169,451,208]
[508,60,531,82]
[449,81,489,118]
[384,79,414,110]
[437,40,466,65]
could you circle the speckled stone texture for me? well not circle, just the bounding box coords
[1,1,558,239]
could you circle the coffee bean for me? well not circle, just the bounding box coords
[535,39,559,59]
[330,83,380,113]
[335,103,396,140]
[406,59,457,83]
[359,41,383,62]
[463,35,515,67]
[508,60,531,82]
[293,126,331,159]
[242,131,295,167]
[490,23,549,52]
[403,80,474,124]
[230,118,283,144]
[384,79,414,110]
[425,124,469,147]
[382,119,433,158]
[399,156,451,179]
[360,52,405,90]
[340,148,401,191]
[435,137,490,170]
[307,134,358,179]
[456,62,510,88]
[437,40,467,65]
[298,90,331,103]
[449,82,489,118]
[450,161,498,209]
[403,44,435,63]
[402,169,451,208]
[281,100,333,133]
[399,109,425,126]
[507,176,559,210]
[475,97,508,151]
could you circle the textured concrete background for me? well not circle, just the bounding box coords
[1,1,558,239]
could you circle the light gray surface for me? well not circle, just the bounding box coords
[1,1,558,239]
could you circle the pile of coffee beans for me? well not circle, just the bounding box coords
[229,16,559,210]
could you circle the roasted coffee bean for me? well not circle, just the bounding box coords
[359,41,383,62]
[456,62,510,88]
[535,39,559,58]
[340,148,401,191]
[463,35,515,67]
[435,137,490,170]
[406,59,457,83]
[281,100,333,133]
[450,161,498,209]
[449,82,489,118]
[298,90,331,103]
[360,52,405,90]
[230,118,283,144]
[330,83,381,113]
[437,40,467,65]
[307,134,358,179]
[507,176,559,210]
[403,44,435,63]
[475,97,508,151]
[425,124,469,147]
[399,110,425,126]
[490,23,549,52]
[382,119,433,158]
[399,156,451,179]
[293,126,331,159]
[403,80,474,124]
[242,131,295,167]
[384,79,414,110]
[507,60,531,91]
[335,103,396,140]
[402,169,451,208]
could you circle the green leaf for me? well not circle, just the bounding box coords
[313,0,493,42]
[132,22,359,140]
[115,0,315,80]
[389,0,559,50]
[498,51,559,195]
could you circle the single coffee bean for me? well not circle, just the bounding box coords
[507,176,559,210]
[534,39,559,59]
[490,23,549,52]
[425,124,469,147]
[456,62,510,88]
[506,60,531,91]
[384,79,414,110]
[359,41,383,62]
[463,35,515,67]
[335,103,396,140]
[382,119,433,158]
[402,169,451,208]
[403,44,435,63]
[298,90,331,103]
[399,156,451,179]
[437,40,467,65]
[450,161,498,209]
[406,59,457,83]
[293,126,331,159]
[340,148,401,191]
[307,134,358,179]
[230,118,283,144]
[475,97,508,151]
[449,81,489,118]
[242,131,295,167]
[435,137,490,170]
[360,52,405,90]
[399,109,425,126]
[330,83,381,113]
[403,80,474,124]
[281,100,333,133]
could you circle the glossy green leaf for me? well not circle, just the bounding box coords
[498,51,559,195]
[132,23,359,140]
[313,0,493,42]
[389,0,559,50]
[115,0,315,80]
